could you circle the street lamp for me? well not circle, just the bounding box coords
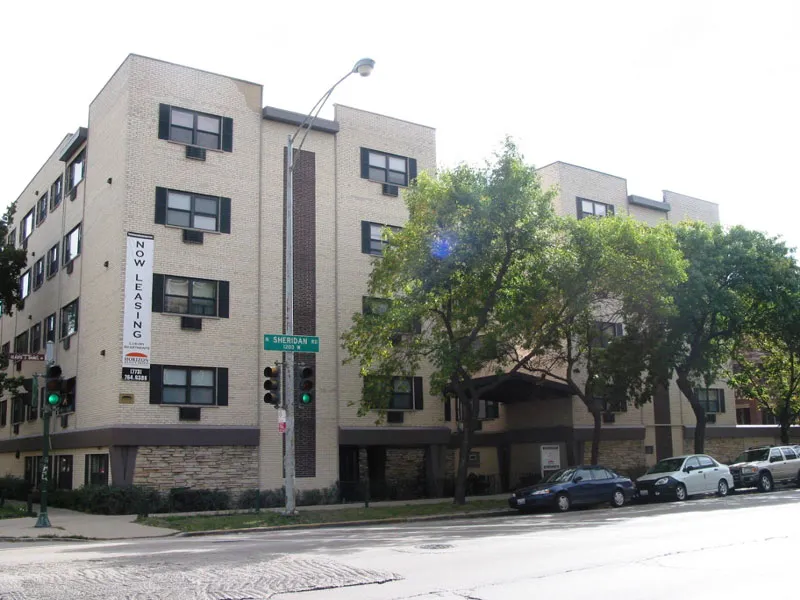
[282,58,374,515]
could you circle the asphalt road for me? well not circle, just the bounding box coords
[1,488,799,599]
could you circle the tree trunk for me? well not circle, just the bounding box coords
[677,375,705,453]
[590,409,602,465]
[453,402,472,505]
[780,419,791,445]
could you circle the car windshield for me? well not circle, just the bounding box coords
[545,469,576,483]
[733,449,769,463]
[646,458,685,474]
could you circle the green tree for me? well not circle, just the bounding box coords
[659,223,795,453]
[342,141,558,505]
[516,216,686,464]
[0,202,30,404]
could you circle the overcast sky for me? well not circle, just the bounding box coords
[3,0,798,251]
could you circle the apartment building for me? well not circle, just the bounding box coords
[0,55,791,499]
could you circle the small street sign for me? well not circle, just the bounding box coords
[263,334,320,353]
[278,422,287,434]
[8,353,45,362]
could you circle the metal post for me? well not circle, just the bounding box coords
[36,348,55,528]
[283,133,296,515]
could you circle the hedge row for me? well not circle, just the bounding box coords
[0,476,341,515]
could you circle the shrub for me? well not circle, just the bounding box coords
[168,488,230,512]
[0,476,30,502]
[237,487,286,509]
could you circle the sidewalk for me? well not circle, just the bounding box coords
[0,494,509,541]
[0,504,178,541]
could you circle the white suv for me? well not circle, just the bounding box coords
[728,446,800,492]
[636,454,734,501]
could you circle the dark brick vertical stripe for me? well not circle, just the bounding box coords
[285,147,317,478]
[653,382,672,461]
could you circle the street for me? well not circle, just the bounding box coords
[1,488,799,599]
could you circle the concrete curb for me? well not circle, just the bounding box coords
[0,536,96,543]
[173,508,517,537]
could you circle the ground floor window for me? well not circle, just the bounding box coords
[85,454,109,486]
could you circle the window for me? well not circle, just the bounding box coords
[170,107,222,149]
[364,375,423,411]
[467,452,481,467]
[388,377,413,410]
[167,190,219,230]
[782,448,797,460]
[60,299,79,338]
[574,468,593,481]
[577,198,615,219]
[7,229,15,248]
[1,342,9,358]
[19,270,31,300]
[50,175,63,210]
[0,400,6,427]
[736,407,751,425]
[365,149,409,185]
[85,454,109,486]
[697,456,715,468]
[769,448,783,462]
[363,296,391,316]
[30,323,42,353]
[601,396,628,413]
[45,313,56,342]
[26,379,37,421]
[21,209,35,243]
[591,321,623,348]
[164,276,218,316]
[67,150,85,191]
[25,456,54,489]
[162,367,216,405]
[64,224,81,263]
[33,258,45,290]
[55,455,73,490]
[361,221,402,256]
[36,192,48,225]
[455,398,500,421]
[696,388,725,413]
[684,456,701,469]
[591,469,612,480]
[47,244,59,277]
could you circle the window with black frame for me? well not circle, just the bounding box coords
[164,277,218,316]
[50,175,63,210]
[85,454,108,486]
[166,191,219,231]
[162,367,216,405]
[696,388,725,413]
[60,299,79,338]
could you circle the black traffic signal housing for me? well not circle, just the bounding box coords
[45,364,63,408]
[298,366,314,404]
[263,365,281,408]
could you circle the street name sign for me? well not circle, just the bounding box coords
[263,334,320,353]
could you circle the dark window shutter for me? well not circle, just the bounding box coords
[219,197,231,233]
[444,398,451,422]
[218,280,230,318]
[222,117,233,152]
[149,365,163,404]
[361,221,371,254]
[719,389,726,413]
[84,455,89,486]
[216,367,229,406]
[155,187,167,224]
[158,104,170,140]
[152,274,165,312]
[576,197,583,218]
[607,204,615,216]
[408,158,418,183]
[360,148,370,179]
[413,376,424,411]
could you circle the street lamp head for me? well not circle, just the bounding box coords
[352,58,375,77]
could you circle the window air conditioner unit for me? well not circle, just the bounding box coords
[382,184,399,197]
[602,412,616,424]
[186,146,207,161]
[182,229,204,244]
[706,413,717,424]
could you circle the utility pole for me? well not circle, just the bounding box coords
[283,133,297,516]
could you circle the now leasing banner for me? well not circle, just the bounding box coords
[122,233,154,382]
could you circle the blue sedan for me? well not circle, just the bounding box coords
[509,466,636,512]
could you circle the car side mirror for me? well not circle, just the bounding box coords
[573,476,583,483]
[770,457,782,463]
[684,466,693,473]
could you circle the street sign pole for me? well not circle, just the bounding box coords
[284,133,297,516]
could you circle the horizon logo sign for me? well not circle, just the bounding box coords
[122,233,154,381]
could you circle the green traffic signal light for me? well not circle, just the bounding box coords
[47,392,60,406]
[301,392,312,404]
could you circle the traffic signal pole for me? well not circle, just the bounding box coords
[284,133,297,516]
[35,355,57,529]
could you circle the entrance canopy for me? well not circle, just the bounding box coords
[445,373,572,404]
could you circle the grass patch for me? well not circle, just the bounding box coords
[139,498,510,532]
[0,505,28,520]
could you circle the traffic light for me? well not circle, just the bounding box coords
[298,366,314,404]
[45,365,63,407]
[263,365,281,408]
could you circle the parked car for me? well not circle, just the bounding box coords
[636,454,733,501]
[727,445,800,492]
[509,465,636,513]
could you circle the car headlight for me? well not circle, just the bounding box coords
[742,466,758,474]
[511,493,516,498]
[654,477,670,486]
[532,489,552,496]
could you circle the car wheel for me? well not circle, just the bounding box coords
[555,493,570,512]
[611,489,626,508]
[717,479,729,497]
[675,483,687,501]
[757,472,773,493]
[796,470,800,488]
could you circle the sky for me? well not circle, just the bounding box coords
[3,0,799,250]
